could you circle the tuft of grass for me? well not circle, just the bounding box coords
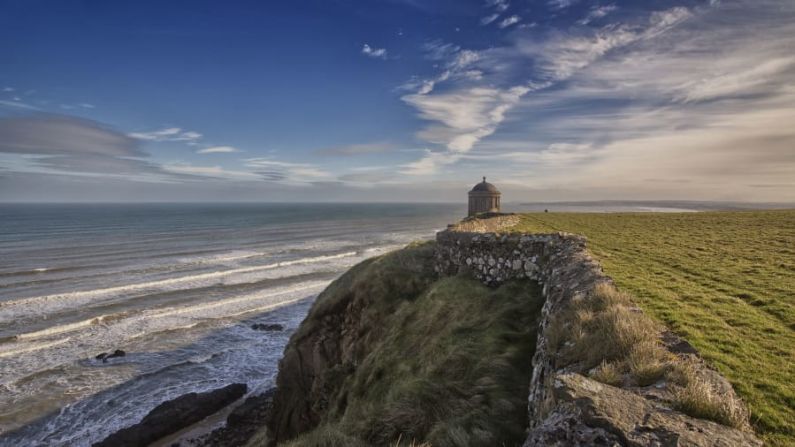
[672,364,750,430]
[590,360,623,386]
[626,341,671,386]
[551,283,661,371]
[510,210,795,446]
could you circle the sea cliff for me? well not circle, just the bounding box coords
[252,218,761,446]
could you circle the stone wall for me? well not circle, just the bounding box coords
[434,229,591,287]
[434,226,762,446]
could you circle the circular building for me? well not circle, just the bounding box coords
[468,177,501,217]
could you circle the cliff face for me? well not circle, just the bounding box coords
[267,245,438,442]
[265,242,545,446]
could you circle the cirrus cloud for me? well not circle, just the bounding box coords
[197,145,240,154]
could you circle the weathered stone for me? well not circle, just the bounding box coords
[524,374,762,447]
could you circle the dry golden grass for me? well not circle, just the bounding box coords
[627,341,672,386]
[551,283,662,373]
[589,360,623,386]
[671,363,750,430]
[549,281,753,431]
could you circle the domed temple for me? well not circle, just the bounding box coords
[468,177,501,217]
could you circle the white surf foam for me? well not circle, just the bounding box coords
[0,337,72,359]
[0,251,357,320]
[0,281,327,371]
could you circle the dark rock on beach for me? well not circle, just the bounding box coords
[251,323,284,332]
[195,388,276,446]
[92,383,247,447]
[95,349,126,363]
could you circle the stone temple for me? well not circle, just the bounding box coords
[468,177,501,217]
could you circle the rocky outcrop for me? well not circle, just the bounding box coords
[95,349,126,363]
[525,374,761,446]
[195,388,276,447]
[93,383,247,447]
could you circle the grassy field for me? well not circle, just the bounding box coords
[510,210,795,446]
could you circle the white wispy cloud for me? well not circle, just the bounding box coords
[677,57,795,103]
[518,7,692,81]
[0,100,38,110]
[400,149,461,176]
[399,5,698,179]
[481,13,500,25]
[486,0,509,12]
[448,0,795,200]
[404,85,530,153]
[0,114,174,180]
[362,44,388,59]
[400,42,483,95]
[481,1,511,27]
[245,158,334,184]
[197,145,240,154]
[128,127,203,143]
[162,163,260,181]
[548,0,578,10]
[578,4,618,25]
[498,15,521,28]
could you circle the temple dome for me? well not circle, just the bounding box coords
[470,177,500,194]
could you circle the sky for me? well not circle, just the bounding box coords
[1,0,794,202]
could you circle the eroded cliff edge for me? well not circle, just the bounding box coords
[261,241,544,446]
[259,221,761,446]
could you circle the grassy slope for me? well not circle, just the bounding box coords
[277,243,544,447]
[510,210,795,446]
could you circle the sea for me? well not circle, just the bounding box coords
[0,203,464,446]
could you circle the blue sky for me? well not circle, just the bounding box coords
[1,0,793,202]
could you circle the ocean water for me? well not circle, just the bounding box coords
[0,203,464,446]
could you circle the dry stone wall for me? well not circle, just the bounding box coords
[434,226,762,446]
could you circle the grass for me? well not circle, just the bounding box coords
[266,242,545,447]
[669,361,750,429]
[510,210,795,446]
[549,283,673,390]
